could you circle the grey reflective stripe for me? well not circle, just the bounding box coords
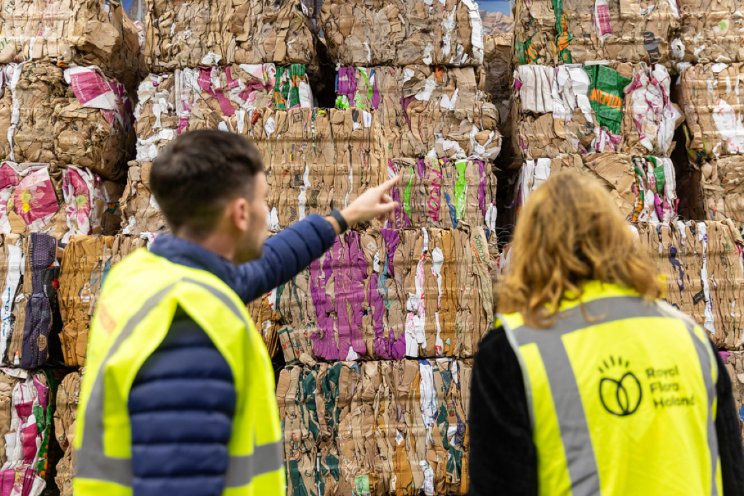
[76,277,283,488]
[660,304,719,496]
[502,296,665,496]
[225,440,284,487]
[76,282,178,486]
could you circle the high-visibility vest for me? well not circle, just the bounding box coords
[73,249,285,496]
[498,281,722,495]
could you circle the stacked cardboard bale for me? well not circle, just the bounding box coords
[680,63,744,223]
[0,4,150,492]
[278,359,471,495]
[264,3,503,494]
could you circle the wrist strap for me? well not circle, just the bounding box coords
[330,209,349,234]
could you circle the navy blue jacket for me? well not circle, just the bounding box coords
[128,215,337,496]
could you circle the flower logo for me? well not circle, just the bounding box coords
[598,357,643,417]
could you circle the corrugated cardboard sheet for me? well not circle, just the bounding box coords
[144,0,316,71]
[674,0,744,64]
[517,153,679,223]
[277,227,493,364]
[54,370,80,496]
[58,235,147,367]
[335,66,501,160]
[634,220,744,350]
[319,0,484,67]
[700,156,744,222]
[513,63,681,159]
[131,109,389,233]
[135,65,313,162]
[0,162,121,240]
[0,0,144,89]
[277,359,471,495]
[679,63,744,159]
[513,0,679,66]
[0,63,134,181]
[388,156,498,231]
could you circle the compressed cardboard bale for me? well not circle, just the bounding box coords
[482,11,515,124]
[516,153,678,223]
[721,351,744,422]
[144,0,316,71]
[0,0,144,89]
[54,370,81,496]
[0,161,121,240]
[388,155,498,231]
[335,65,501,160]
[121,161,167,235]
[276,227,493,363]
[699,156,744,222]
[58,235,147,367]
[135,65,313,161]
[278,359,470,496]
[634,220,744,350]
[513,63,681,158]
[0,369,55,493]
[513,0,679,66]
[0,63,134,181]
[319,0,484,67]
[674,0,744,64]
[3,233,58,369]
[679,63,744,159]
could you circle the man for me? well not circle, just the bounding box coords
[73,130,399,496]
[469,170,744,495]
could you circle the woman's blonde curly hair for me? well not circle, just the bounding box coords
[497,169,665,328]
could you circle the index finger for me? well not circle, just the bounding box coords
[379,176,401,191]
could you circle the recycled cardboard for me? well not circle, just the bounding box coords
[319,0,485,67]
[54,370,80,496]
[121,161,167,236]
[388,155,498,231]
[277,359,470,496]
[335,65,501,160]
[276,227,493,364]
[482,12,515,125]
[513,63,681,158]
[634,220,744,350]
[0,0,144,89]
[679,63,744,159]
[144,0,316,71]
[699,156,744,223]
[513,0,679,66]
[674,0,744,64]
[57,235,147,367]
[133,109,389,232]
[0,63,134,181]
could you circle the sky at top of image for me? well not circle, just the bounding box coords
[478,0,513,14]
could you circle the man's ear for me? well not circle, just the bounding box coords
[228,197,250,232]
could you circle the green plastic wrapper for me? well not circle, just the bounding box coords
[584,65,632,135]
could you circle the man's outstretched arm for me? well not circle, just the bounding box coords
[237,177,400,303]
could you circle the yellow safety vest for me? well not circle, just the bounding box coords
[73,249,285,496]
[498,281,722,496]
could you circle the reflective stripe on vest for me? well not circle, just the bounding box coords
[500,295,719,496]
[75,277,282,488]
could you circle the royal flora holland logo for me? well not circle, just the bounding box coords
[598,356,643,417]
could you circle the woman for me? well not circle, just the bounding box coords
[469,170,744,495]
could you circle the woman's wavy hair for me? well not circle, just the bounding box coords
[497,169,665,328]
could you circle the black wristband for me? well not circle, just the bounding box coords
[330,209,349,234]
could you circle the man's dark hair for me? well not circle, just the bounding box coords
[150,130,264,236]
